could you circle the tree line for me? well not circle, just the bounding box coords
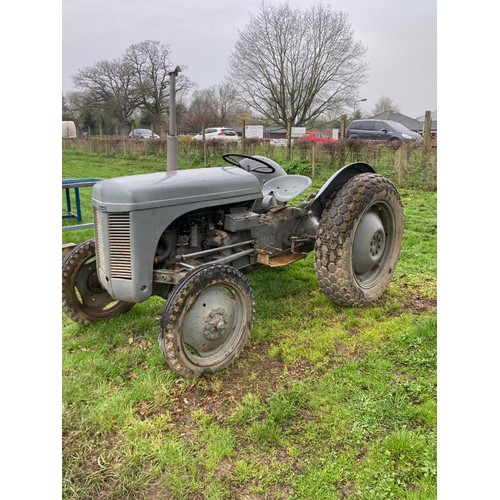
[62,2,400,138]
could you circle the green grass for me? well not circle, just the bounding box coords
[62,150,436,499]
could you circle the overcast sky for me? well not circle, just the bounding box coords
[62,0,437,119]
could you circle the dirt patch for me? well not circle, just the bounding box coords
[339,480,357,499]
[166,341,314,430]
[142,480,175,500]
[407,295,437,314]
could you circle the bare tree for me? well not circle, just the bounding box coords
[372,96,401,115]
[62,93,72,121]
[124,40,193,135]
[65,90,120,135]
[183,89,218,133]
[182,82,243,133]
[212,82,242,126]
[228,2,368,129]
[71,40,193,136]
[72,59,139,136]
[64,91,94,129]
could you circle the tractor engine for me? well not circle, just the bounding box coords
[152,204,318,284]
[153,207,253,269]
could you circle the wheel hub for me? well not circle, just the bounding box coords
[370,231,384,258]
[353,211,386,275]
[203,308,228,340]
[86,266,105,294]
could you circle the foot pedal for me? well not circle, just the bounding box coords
[256,250,307,267]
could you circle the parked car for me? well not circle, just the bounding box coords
[129,128,160,139]
[297,132,336,143]
[192,127,239,142]
[346,120,423,142]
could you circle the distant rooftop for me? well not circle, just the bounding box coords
[416,110,437,122]
[369,110,437,132]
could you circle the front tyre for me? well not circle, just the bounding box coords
[62,239,134,325]
[315,173,403,307]
[159,264,255,378]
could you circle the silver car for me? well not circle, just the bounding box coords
[346,120,423,141]
[128,128,160,139]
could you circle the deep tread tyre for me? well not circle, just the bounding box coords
[159,264,255,378]
[62,239,134,325]
[315,173,403,307]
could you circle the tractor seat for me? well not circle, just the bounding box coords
[261,175,312,202]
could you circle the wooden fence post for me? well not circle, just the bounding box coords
[340,115,347,139]
[202,123,207,165]
[312,142,316,177]
[423,111,432,150]
[421,110,433,170]
[242,119,246,155]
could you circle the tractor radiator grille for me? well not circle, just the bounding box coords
[108,212,132,280]
[94,209,132,280]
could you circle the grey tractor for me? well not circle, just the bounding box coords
[62,152,403,378]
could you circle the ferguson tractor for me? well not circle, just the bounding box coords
[62,71,403,378]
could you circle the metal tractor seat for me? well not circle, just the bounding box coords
[253,174,312,213]
[262,175,312,202]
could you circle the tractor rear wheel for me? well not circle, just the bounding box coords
[62,239,134,325]
[159,264,255,378]
[315,173,403,307]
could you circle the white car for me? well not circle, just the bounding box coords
[192,127,239,142]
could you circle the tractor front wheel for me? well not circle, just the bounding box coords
[159,264,255,378]
[62,239,134,325]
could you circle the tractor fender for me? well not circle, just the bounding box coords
[310,162,376,218]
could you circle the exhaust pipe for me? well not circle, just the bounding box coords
[167,66,181,172]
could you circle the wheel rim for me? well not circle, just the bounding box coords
[352,201,396,288]
[73,256,123,313]
[181,282,247,366]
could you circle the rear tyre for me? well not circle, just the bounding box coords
[315,173,403,307]
[159,264,255,378]
[62,239,134,325]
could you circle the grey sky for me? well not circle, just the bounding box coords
[62,0,436,119]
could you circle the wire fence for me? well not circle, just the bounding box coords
[62,137,437,190]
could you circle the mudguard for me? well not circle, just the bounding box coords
[310,162,376,218]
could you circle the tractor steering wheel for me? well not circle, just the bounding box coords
[222,154,276,174]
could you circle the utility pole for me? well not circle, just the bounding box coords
[353,98,367,118]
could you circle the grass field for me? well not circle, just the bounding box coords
[62,149,437,499]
